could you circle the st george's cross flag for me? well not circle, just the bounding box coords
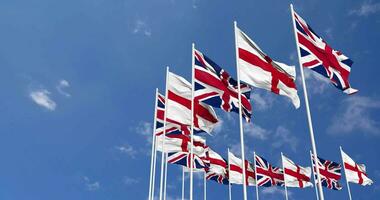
[311,154,343,190]
[292,10,358,94]
[235,26,300,108]
[341,149,373,186]
[255,154,284,187]
[204,149,229,185]
[194,48,252,122]
[167,71,219,134]
[155,133,208,156]
[228,151,256,186]
[282,154,313,188]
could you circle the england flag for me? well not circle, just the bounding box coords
[166,71,219,134]
[235,26,300,108]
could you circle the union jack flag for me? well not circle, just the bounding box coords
[293,9,358,94]
[205,169,229,185]
[204,149,229,185]
[254,154,284,187]
[311,154,343,190]
[167,152,209,169]
[194,49,252,122]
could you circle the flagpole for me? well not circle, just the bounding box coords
[253,152,259,200]
[310,151,320,200]
[159,67,170,200]
[190,42,195,200]
[228,148,232,200]
[182,167,185,200]
[163,153,168,200]
[204,140,207,200]
[204,171,207,200]
[151,132,158,200]
[290,4,325,200]
[281,152,289,200]
[234,20,248,200]
[148,89,159,200]
[340,146,353,200]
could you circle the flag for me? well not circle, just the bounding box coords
[311,154,343,190]
[167,152,208,169]
[293,10,358,94]
[228,151,255,186]
[341,149,373,186]
[167,72,219,134]
[156,134,208,156]
[194,48,252,121]
[282,154,313,188]
[235,26,300,108]
[255,154,284,187]
[204,149,229,185]
[155,92,185,136]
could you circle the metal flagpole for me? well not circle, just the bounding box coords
[228,148,232,200]
[148,89,159,200]
[253,152,259,200]
[309,151,320,200]
[289,4,325,200]
[182,167,185,200]
[190,43,195,200]
[151,134,158,200]
[281,152,289,200]
[159,67,170,200]
[340,146,353,200]
[164,153,168,200]
[204,171,207,200]
[233,20,248,200]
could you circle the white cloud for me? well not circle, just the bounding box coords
[328,96,380,135]
[213,118,224,135]
[115,144,137,158]
[56,79,71,97]
[136,121,153,143]
[123,176,139,185]
[350,1,380,16]
[324,28,333,39]
[132,19,152,37]
[83,176,100,191]
[244,122,270,140]
[289,51,297,61]
[272,126,298,152]
[250,92,275,111]
[299,69,330,95]
[261,187,292,198]
[29,89,57,111]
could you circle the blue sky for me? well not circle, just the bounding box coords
[0,0,380,199]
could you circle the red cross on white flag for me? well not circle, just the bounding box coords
[282,154,313,188]
[235,26,300,108]
[341,149,373,186]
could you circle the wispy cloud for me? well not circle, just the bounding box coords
[29,89,57,111]
[299,69,330,95]
[261,187,292,198]
[244,122,270,140]
[115,144,137,158]
[123,176,139,185]
[272,126,298,152]
[136,121,153,143]
[83,176,100,191]
[250,92,275,111]
[328,96,380,135]
[350,1,380,16]
[56,79,71,97]
[132,19,152,37]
